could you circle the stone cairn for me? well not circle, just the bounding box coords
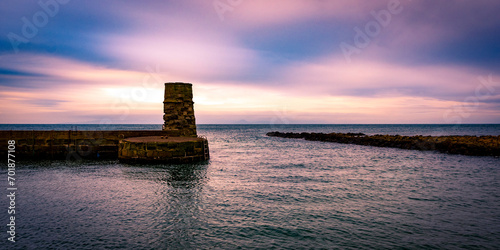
[163,82,197,137]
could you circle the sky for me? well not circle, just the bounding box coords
[0,0,499,124]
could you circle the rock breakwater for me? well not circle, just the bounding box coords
[266,132,500,156]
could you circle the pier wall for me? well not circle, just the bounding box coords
[118,136,209,164]
[0,130,171,160]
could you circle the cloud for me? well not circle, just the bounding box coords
[273,56,500,101]
[1,0,499,124]
[346,0,500,67]
[0,53,165,123]
[220,0,385,27]
[25,98,67,107]
[100,32,259,82]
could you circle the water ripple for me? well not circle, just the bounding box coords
[3,125,500,249]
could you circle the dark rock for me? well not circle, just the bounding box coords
[266,131,500,157]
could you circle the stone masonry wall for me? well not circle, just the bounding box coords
[118,137,209,164]
[163,82,197,137]
[0,130,169,160]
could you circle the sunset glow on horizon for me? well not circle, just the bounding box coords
[1,0,499,124]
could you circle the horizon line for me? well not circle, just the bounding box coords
[1,123,499,125]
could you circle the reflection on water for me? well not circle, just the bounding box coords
[122,163,210,249]
[121,163,210,248]
[10,161,211,249]
[121,163,209,188]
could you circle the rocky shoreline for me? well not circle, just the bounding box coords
[266,132,500,156]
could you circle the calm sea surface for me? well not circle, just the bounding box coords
[1,124,499,249]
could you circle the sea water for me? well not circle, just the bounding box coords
[1,124,499,249]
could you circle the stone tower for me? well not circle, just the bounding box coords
[163,82,197,137]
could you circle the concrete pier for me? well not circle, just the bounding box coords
[0,130,169,160]
[118,82,208,163]
[0,82,209,163]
